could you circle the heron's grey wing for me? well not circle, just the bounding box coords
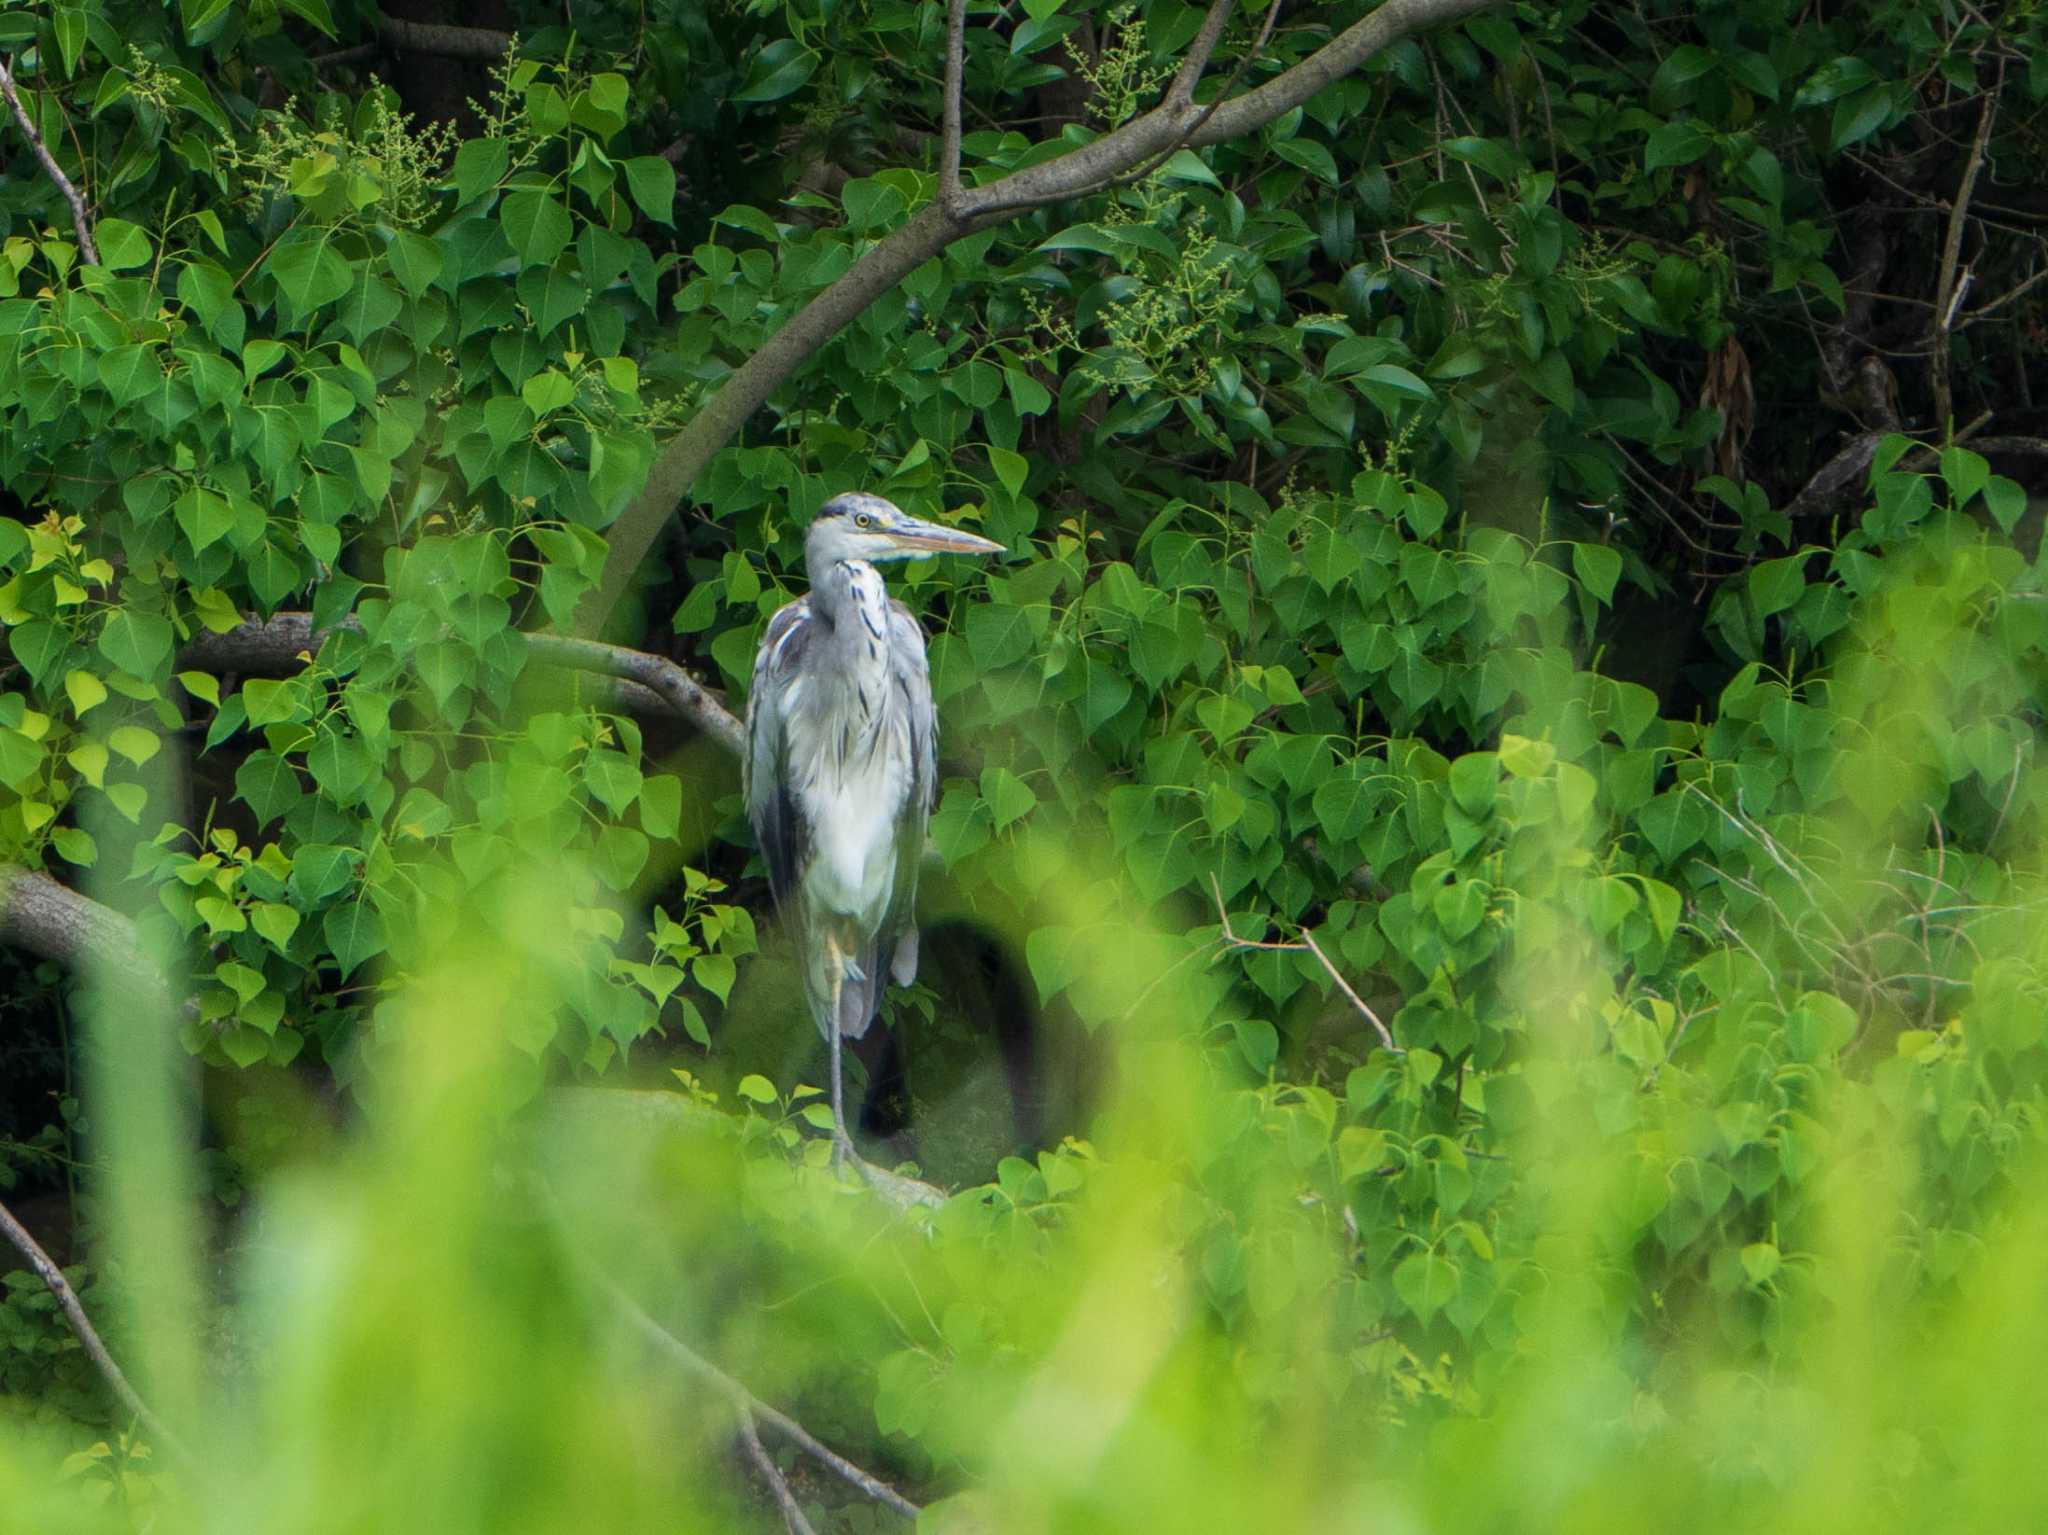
[882,600,938,987]
[745,599,813,908]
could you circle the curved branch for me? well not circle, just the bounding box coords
[0,1196,195,1465]
[590,1259,922,1520]
[182,614,746,757]
[525,635,745,757]
[0,55,96,265]
[581,0,1498,631]
[0,864,166,1000]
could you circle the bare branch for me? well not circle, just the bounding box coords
[1209,874,1398,1051]
[740,1408,820,1535]
[182,614,746,757]
[1931,61,1999,432]
[0,864,171,1008]
[0,56,97,265]
[1169,0,1240,107]
[1187,0,1496,146]
[373,14,516,60]
[580,0,1499,631]
[939,0,967,216]
[0,1195,194,1468]
[1966,434,2048,457]
[1962,262,2048,324]
[524,634,746,756]
[577,1243,922,1521]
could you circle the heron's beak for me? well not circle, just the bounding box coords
[884,519,1005,557]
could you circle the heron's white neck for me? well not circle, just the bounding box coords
[810,558,892,678]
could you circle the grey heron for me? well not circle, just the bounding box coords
[744,492,1004,1162]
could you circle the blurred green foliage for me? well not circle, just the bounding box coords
[0,0,2045,1526]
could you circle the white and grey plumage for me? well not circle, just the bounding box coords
[744,492,1003,1160]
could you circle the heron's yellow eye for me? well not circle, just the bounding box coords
[854,512,873,527]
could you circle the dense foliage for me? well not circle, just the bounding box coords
[1,0,2047,1526]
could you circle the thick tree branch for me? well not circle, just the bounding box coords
[183,614,746,756]
[525,635,745,757]
[373,14,516,60]
[0,865,168,1004]
[939,0,967,217]
[580,0,1500,631]
[0,55,96,265]
[0,1194,194,1467]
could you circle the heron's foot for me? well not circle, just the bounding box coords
[831,1129,858,1169]
[840,956,866,983]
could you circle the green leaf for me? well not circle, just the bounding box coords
[1748,554,1806,618]
[1794,55,1874,108]
[1830,83,1894,152]
[251,901,301,949]
[1272,137,1339,185]
[64,669,107,716]
[516,264,589,337]
[277,0,336,36]
[596,825,650,891]
[1985,476,2026,532]
[499,192,573,269]
[236,750,303,823]
[50,825,96,866]
[736,1073,777,1104]
[241,677,300,727]
[290,844,358,905]
[988,446,1029,500]
[94,218,151,270]
[267,238,352,316]
[980,765,1036,832]
[453,138,509,203]
[385,231,444,298]
[1644,119,1711,171]
[693,953,736,1004]
[66,741,107,789]
[638,775,681,839]
[584,748,642,816]
[732,39,818,103]
[97,611,172,677]
[325,901,387,978]
[108,726,160,766]
[1571,544,1621,604]
[103,782,147,823]
[622,158,677,226]
[1636,790,1708,863]
[1392,1250,1460,1325]
[1940,446,1990,506]
[52,6,84,77]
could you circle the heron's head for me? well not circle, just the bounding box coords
[805,493,1005,568]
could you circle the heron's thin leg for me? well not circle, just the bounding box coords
[825,932,855,1168]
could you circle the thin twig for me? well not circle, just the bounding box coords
[739,1408,820,1535]
[1963,263,2048,323]
[1209,874,1398,1051]
[0,1195,193,1468]
[0,55,96,264]
[1931,58,2000,432]
[587,1261,922,1521]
